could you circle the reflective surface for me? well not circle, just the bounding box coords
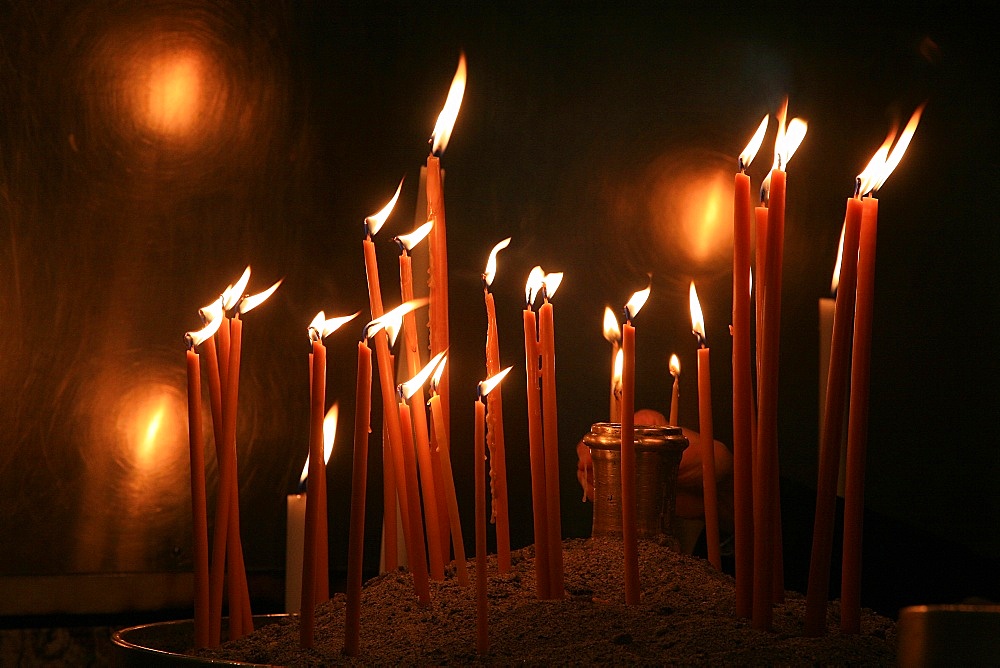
[1,1,996,610]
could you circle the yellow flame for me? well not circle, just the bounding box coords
[239,279,282,315]
[366,298,429,344]
[479,366,512,397]
[396,221,433,252]
[689,282,706,344]
[740,115,769,168]
[771,98,788,170]
[625,285,651,321]
[187,298,223,347]
[780,118,808,169]
[542,272,564,299]
[401,351,447,400]
[525,266,545,306]
[669,353,681,377]
[366,178,404,238]
[603,306,621,344]
[222,266,252,312]
[612,347,624,386]
[873,103,925,194]
[299,403,339,485]
[484,237,511,287]
[311,311,360,340]
[430,354,448,393]
[831,221,845,295]
[431,52,467,155]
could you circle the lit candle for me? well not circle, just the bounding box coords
[522,268,550,598]
[538,269,565,598]
[363,182,403,573]
[426,52,467,450]
[733,115,767,617]
[805,193,862,636]
[184,307,222,649]
[690,283,720,570]
[344,338,373,657]
[475,367,513,654]
[396,221,446,580]
[842,105,924,635]
[603,307,622,422]
[483,238,513,574]
[753,102,806,630]
[818,225,843,444]
[668,354,680,427]
[620,285,651,606]
[427,356,469,586]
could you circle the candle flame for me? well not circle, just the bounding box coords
[624,285,651,322]
[525,266,545,307]
[861,103,926,197]
[188,297,224,347]
[612,347,624,387]
[299,402,339,485]
[238,279,282,315]
[222,266,252,312]
[365,298,429,344]
[771,98,788,170]
[483,237,511,287]
[396,221,433,252]
[431,52,467,156]
[689,282,706,346]
[310,310,361,341]
[603,306,621,344]
[769,98,807,172]
[365,177,404,238]
[542,272,564,299]
[430,354,448,393]
[669,353,681,377]
[401,351,447,400]
[857,130,894,199]
[478,366,512,398]
[831,221,846,295]
[739,115,769,170]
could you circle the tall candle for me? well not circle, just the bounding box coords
[300,337,325,648]
[621,286,651,606]
[483,238,512,573]
[223,314,251,639]
[522,268,550,598]
[733,116,766,617]
[805,196,862,635]
[429,385,469,586]
[690,283,720,570]
[668,354,680,427]
[474,394,489,653]
[538,271,565,598]
[344,340,373,656]
[426,53,466,449]
[604,307,622,422]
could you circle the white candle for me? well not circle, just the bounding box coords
[285,492,307,613]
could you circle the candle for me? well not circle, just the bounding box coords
[522,268,550,598]
[483,238,513,574]
[603,307,622,422]
[426,52,466,450]
[753,104,806,630]
[620,285,651,606]
[363,182,403,572]
[818,223,843,444]
[427,356,469,586]
[842,106,924,634]
[690,282,720,570]
[538,269,565,598]
[805,196,862,636]
[344,339,373,657]
[668,354,680,427]
[300,336,325,648]
[184,311,221,649]
[733,116,766,617]
[396,221,446,580]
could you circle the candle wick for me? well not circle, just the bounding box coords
[394,237,407,253]
[184,333,196,351]
[738,156,746,173]
[759,183,769,207]
[623,306,632,325]
[396,385,405,402]
[482,275,489,292]
[853,177,862,199]
[308,327,321,343]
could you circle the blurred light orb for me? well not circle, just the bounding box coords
[139,48,208,138]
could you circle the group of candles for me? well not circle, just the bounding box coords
[183,49,926,656]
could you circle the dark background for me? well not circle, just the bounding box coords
[1,1,997,620]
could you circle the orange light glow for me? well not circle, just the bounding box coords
[603,306,621,344]
[239,279,282,315]
[142,49,206,137]
[689,282,706,345]
[478,366,513,397]
[669,353,681,378]
[396,221,434,252]
[624,285,651,322]
[401,351,447,400]
[431,52,467,155]
[483,237,512,287]
[366,178,404,238]
[740,115,769,169]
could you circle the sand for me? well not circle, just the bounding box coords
[197,538,896,666]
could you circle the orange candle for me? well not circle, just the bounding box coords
[474,394,489,653]
[426,53,466,449]
[620,286,650,606]
[733,117,766,616]
[225,315,251,639]
[428,362,469,587]
[603,307,622,422]
[805,196,862,635]
[668,354,680,427]
[538,271,565,598]
[300,337,325,648]
[344,340,373,657]
[522,268,550,599]
[690,283,720,570]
